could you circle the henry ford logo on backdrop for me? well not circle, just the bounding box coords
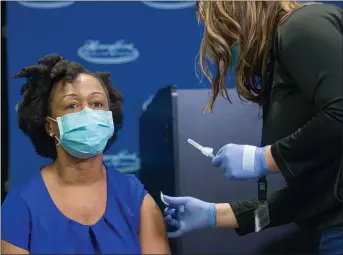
[77,40,140,65]
[17,1,74,9]
[141,1,195,10]
[103,150,141,174]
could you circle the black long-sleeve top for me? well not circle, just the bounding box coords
[230,4,343,235]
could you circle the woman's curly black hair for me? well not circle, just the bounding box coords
[14,53,123,159]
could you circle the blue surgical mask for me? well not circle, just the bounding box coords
[48,108,114,159]
[231,44,241,70]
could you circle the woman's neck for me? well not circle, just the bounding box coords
[53,154,105,186]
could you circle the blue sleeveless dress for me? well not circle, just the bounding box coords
[1,165,147,254]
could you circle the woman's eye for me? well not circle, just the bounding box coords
[92,101,103,108]
[67,103,78,109]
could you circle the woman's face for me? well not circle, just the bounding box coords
[46,73,109,138]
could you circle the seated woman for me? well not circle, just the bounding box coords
[1,54,171,254]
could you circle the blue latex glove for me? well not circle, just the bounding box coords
[162,195,216,238]
[212,144,272,179]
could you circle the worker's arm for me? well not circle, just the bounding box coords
[163,186,298,237]
[139,194,171,254]
[224,186,298,235]
[267,6,342,181]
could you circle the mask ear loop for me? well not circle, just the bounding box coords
[47,117,60,145]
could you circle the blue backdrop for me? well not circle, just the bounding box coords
[7,1,342,188]
[7,1,210,187]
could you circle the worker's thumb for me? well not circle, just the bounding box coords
[212,155,222,167]
[168,230,183,238]
[162,195,190,208]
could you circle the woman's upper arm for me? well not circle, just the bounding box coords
[138,194,171,254]
[1,189,31,254]
[1,240,29,254]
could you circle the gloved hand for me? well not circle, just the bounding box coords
[162,195,216,238]
[212,144,272,179]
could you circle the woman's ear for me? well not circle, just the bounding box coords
[45,117,55,137]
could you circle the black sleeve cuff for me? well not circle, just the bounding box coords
[270,143,295,183]
[230,187,297,236]
[230,200,260,236]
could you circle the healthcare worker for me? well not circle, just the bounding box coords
[162,2,342,254]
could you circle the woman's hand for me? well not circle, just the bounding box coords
[212,144,276,179]
[162,195,216,238]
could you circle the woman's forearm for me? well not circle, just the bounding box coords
[215,203,239,228]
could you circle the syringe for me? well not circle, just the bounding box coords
[187,139,214,158]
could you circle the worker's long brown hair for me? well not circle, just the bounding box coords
[196,1,307,112]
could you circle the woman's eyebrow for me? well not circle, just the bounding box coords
[59,93,78,102]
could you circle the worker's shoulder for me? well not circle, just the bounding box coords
[278,4,342,35]
[276,4,342,50]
